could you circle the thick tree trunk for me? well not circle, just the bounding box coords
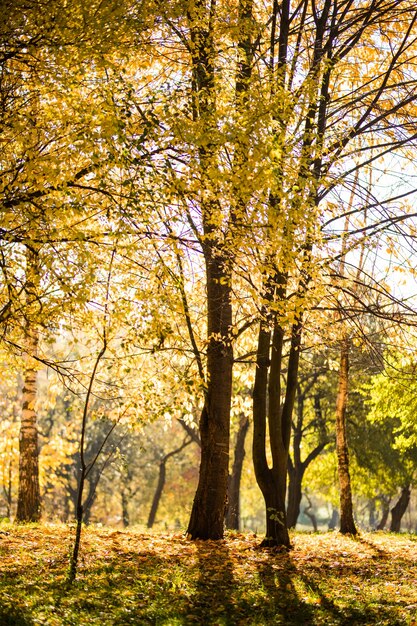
[390,486,410,532]
[186,269,233,538]
[335,338,357,535]
[16,246,41,523]
[16,341,41,522]
[262,473,289,547]
[226,413,249,530]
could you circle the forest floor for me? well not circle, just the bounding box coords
[0,524,417,625]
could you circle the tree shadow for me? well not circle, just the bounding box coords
[255,550,317,625]
[0,605,34,626]
[353,534,391,559]
[185,539,238,624]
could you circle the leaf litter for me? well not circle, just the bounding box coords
[0,524,416,624]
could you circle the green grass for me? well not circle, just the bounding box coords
[0,524,417,624]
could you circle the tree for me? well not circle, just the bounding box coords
[15,245,41,521]
[250,0,417,547]
[363,351,417,530]
[287,356,333,528]
[226,413,250,530]
[147,436,193,529]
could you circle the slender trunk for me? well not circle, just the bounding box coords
[226,413,249,530]
[328,507,339,530]
[390,486,410,532]
[287,386,304,529]
[4,459,13,518]
[16,246,41,523]
[68,344,107,584]
[287,385,328,529]
[368,498,376,529]
[121,490,129,527]
[304,493,318,532]
[82,477,98,524]
[376,496,390,530]
[287,464,304,529]
[253,316,301,548]
[335,338,357,535]
[147,459,167,528]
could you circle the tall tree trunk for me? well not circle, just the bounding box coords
[186,0,252,540]
[16,246,41,523]
[226,413,249,530]
[390,486,410,532]
[335,338,357,535]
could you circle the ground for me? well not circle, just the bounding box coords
[0,524,417,625]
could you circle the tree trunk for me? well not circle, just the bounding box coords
[376,496,390,530]
[185,0,236,541]
[287,384,328,529]
[253,315,301,548]
[304,493,318,532]
[262,474,289,547]
[390,486,411,532]
[226,413,249,530]
[328,507,339,530]
[186,283,233,539]
[335,338,357,535]
[150,437,193,529]
[121,490,129,527]
[147,459,166,528]
[287,464,304,529]
[368,499,376,529]
[16,246,41,523]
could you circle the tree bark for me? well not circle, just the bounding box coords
[335,338,357,535]
[390,486,411,532]
[16,246,41,523]
[226,413,249,530]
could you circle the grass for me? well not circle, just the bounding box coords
[0,524,417,625]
